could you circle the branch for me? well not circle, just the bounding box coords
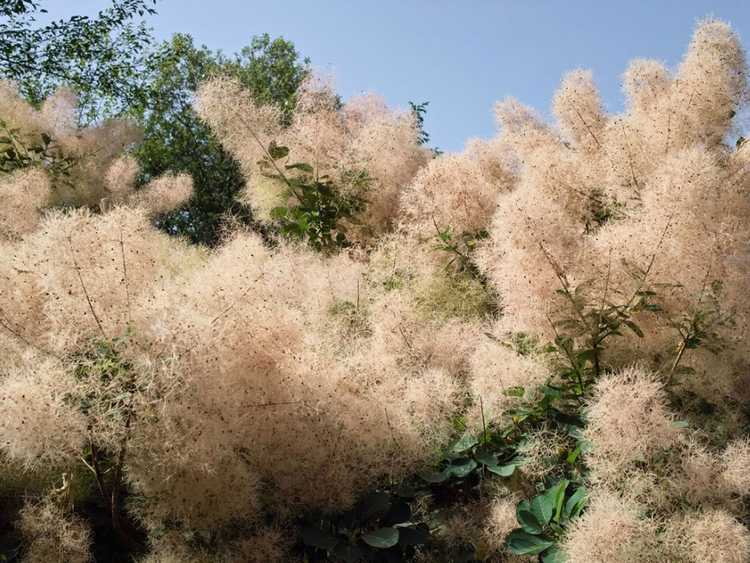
[65,233,108,339]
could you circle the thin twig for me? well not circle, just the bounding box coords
[572,103,601,148]
[665,264,713,385]
[236,113,294,190]
[546,312,586,400]
[385,407,402,451]
[621,121,640,191]
[65,234,107,339]
[118,226,131,325]
[209,272,265,326]
[247,400,303,408]
[0,310,62,360]
[479,396,488,445]
[538,240,589,330]
[622,216,673,311]
[397,324,414,353]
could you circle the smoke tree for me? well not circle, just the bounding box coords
[0,17,748,563]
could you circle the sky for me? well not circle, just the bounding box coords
[45,1,750,152]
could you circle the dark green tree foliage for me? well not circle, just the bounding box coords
[131,33,310,245]
[0,0,157,123]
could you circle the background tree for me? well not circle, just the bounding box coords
[130,33,310,245]
[0,0,310,245]
[0,0,157,124]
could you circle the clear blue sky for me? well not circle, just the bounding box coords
[46,1,750,151]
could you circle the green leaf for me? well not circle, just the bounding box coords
[398,524,430,546]
[503,386,525,398]
[542,545,567,563]
[268,141,289,160]
[530,491,555,527]
[550,479,569,523]
[566,444,582,465]
[506,529,555,555]
[448,458,478,478]
[361,527,399,549]
[485,462,517,477]
[450,433,479,454]
[285,162,314,173]
[270,206,287,220]
[624,320,644,337]
[418,469,450,483]
[563,487,587,520]
[301,526,338,550]
[516,500,544,534]
[474,449,498,466]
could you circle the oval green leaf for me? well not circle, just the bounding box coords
[474,449,498,466]
[564,487,587,520]
[486,462,516,477]
[450,433,479,454]
[362,527,399,549]
[542,545,567,563]
[506,529,555,555]
[516,504,544,535]
[530,492,555,527]
[448,458,478,478]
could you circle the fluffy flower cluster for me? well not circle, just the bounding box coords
[474,19,750,363]
[196,75,430,241]
[0,82,469,561]
[0,83,192,227]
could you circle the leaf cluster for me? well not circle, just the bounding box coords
[300,490,429,562]
[0,117,74,182]
[133,33,310,244]
[1,0,158,123]
[507,480,587,561]
[261,142,367,252]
